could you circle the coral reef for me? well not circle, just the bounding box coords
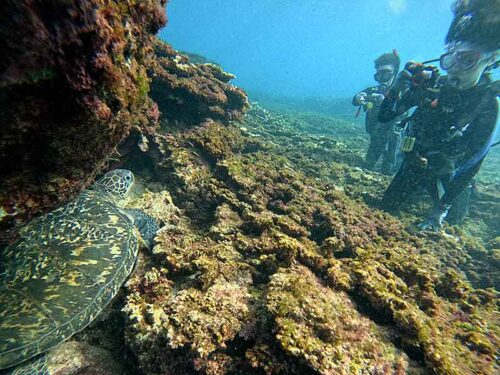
[266,265,409,374]
[0,0,167,241]
[121,103,498,374]
[148,40,248,127]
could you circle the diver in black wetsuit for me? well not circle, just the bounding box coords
[378,0,499,230]
[352,51,406,175]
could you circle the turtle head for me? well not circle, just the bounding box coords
[93,169,135,201]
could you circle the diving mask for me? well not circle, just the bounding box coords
[374,69,395,84]
[440,50,482,71]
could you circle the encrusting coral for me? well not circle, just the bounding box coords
[266,265,409,374]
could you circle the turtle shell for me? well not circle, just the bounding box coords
[0,189,139,370]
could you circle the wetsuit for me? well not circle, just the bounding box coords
[378,77,499,214]
[352,85,405,174]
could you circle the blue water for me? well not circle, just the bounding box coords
[160,0,455,98]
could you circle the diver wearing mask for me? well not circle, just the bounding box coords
[352,51,407,175]
[378,0,499,230]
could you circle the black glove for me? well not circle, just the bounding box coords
[392,61,419,92]
[393,61,439,93]
[368,93,385,105]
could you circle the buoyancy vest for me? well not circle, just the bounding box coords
[404,78,499,176]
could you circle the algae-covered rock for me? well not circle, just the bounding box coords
[9,341,124,375]
[0,0,167,241]
[149,40,249,127]
[2,3,498,371]
[41,341,124,375]
[122,106,498,374]
[267,265,409,374]
[166,283,250,356]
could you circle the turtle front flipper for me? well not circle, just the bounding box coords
[124,209,159,249]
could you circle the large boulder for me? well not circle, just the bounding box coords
[0,0,167,241]
[148,40,249,127]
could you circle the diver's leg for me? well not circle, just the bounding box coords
[440,164,481,225]
[420,164,481,230]
[417,174,451,230]
[365,128,385,170]
[381,128,400,175]
[380,161,420,212]
[446,183,473,225]
[423,174,443,208]
[441,163,481,208]
[364,135,378,169]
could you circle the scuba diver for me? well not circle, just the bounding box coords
[352,51,406,175]
[378,0,500,230]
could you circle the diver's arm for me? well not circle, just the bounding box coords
[379,62,436,122]
[442,98,499,205]
[378,88,416,122]
[449,96,498,160]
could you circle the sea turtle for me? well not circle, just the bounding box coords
[0,169,158,373]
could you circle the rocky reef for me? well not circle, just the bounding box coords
[0,0,167,240]
[121,102,498,374]
[1,3,498,374]
[148,40,248,127]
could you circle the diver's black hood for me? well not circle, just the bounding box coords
[446,0,500,52]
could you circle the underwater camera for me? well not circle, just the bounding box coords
[410,64,440,88]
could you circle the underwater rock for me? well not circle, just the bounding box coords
[121,105,498,374]
[0,0,167,240]
[266,265,410,374]
[112,43,250,182]
[1,2,497,369]
[6,341,123,375]
[148,39,249,128]
[40,341,123,375]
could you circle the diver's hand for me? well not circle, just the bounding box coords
[403,61,439,89]
[355,92,367,105]
[370,93,385,105]
[393,65,416,92]
[393,61,431,92]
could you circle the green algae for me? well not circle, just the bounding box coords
[26,68,57,84]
